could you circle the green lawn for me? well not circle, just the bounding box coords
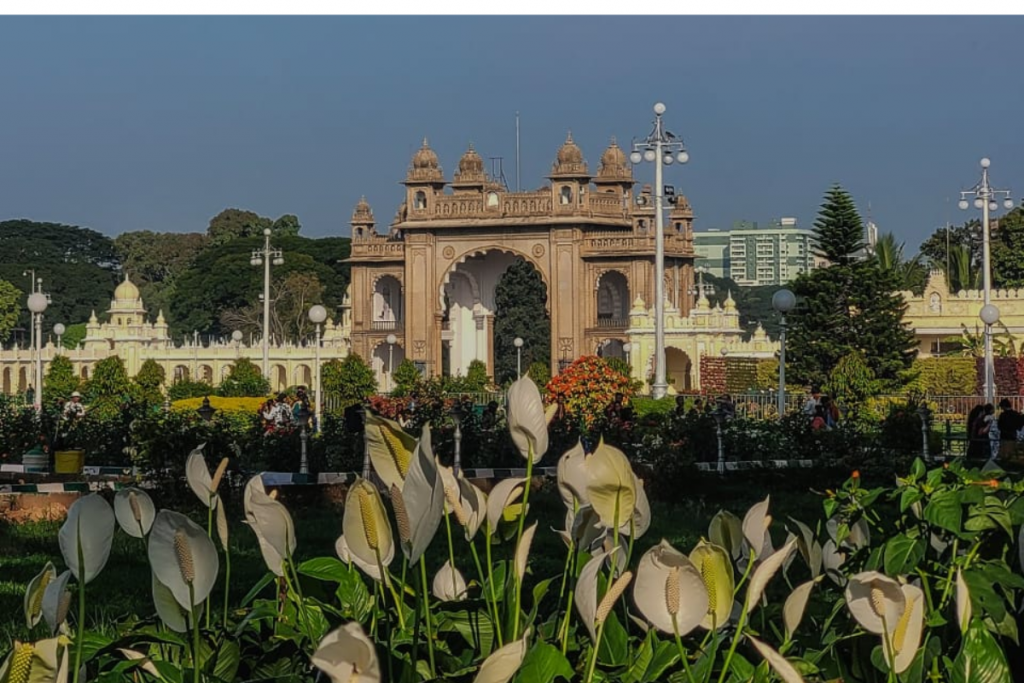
[0,476,827,642]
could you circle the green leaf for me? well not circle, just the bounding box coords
[515,640,574,683]
[923,490,963,534]
[297,556,350,583]
[239,571,276,607]
[728,652,755,679]
[964,568,1008,623]
[151,661,183,683]
[910,458,926,481]
[210,640,240,683]
[948,619,1013,683]
[624,631,653,683]
[642,638,680,683]
[597,611,629,667]
[883,534,925,575]
[900,487,924,514]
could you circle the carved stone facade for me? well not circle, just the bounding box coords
[347,135,697,383]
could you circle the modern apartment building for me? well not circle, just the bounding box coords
[694,218,819,287]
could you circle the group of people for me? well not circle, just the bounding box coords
[669,394,736,420]
[258,386,313,433]
[967,399,1024,461]
[803,387,840,430]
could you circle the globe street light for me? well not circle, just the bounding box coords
[386,333,397,393]
[231,329,243,358]
[27,291,48,412]
[631,102,689,400]
[23,270,36,349]
[53,323,65,350]
[980,303,1001,403]
[771,288,796,420]
[308,304,328,433]
[958,158,1013,405]
[513,336,524,377]
[251,228,284,378]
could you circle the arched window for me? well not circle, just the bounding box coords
[355,227,364,238]
[675,222,683,233]
[560,186,573,205]
[637,219,647,232]
[414,191,427,209]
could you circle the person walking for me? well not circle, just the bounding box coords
[997,399,1024,462]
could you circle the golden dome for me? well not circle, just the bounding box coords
[600,139,626,168]
[556,132,584,165]
[458,144,484,175]
[114,275,140,301]
[351,195,374,221]
[412,138,440,170]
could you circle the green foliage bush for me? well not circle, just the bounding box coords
[391,358,421,396]
[43,355,80,408]
[217,357,270,397]
[907,356,978,395]
[167,378,216,401]
[321,354,377,412]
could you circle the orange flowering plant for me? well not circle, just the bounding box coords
[544,356,635,428]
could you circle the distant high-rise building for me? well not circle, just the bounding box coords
[693,218,818,286]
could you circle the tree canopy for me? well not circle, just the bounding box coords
[493,258,550,385]
[812,185,865,264]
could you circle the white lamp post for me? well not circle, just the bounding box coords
[958,158,1013,405]
[386,333,397,393]
[251,228,284,378]
[513,336,524,377]
[53,323,65,350]
[27,291,48,412]
[631,102,689,400]
[231,329,243,358]
[771,288,796,419]
[308,304,328,432]
[23,270,36,349]
[980,303,1001,403]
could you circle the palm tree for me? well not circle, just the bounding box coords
[943,244,980,293]
[875,232,928,293]
[944,321,1017,357]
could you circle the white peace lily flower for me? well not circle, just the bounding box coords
[618,473,650,538]
[41,570,72,636]
[783,578,821,637]
[514,522,538,582]
[438,463,488,541]
[148,509,219,612]
[786,517,822,578]
[398,425,444,566]
[689,541,734,631]
[827,515,870,551]
[556,441,589,509]
[185,446,221,509]
[117,649,161,679]
[472,628,530,683]
[335,535,352,563]
[152,571,188,633]
[364,413,417,493]
[342,479,395,583]
[822,539,847,587]
[432,560,468,602]
[844,571,905,636]
[485,477,526,532]
[748,636,806,683]
[555,505,606,552]
[24,562,56,629]
[633,540,709,637]
[243,475,297,576]
[113,488,156,538]
[0,636,67,683]
[709,509,744,560]
[507,375,548,462]
[574,550,609,642]
[58,493,115,584]
[955,568,971,633]
[745,537,798,616]
[585,440,636,531]
[312,622,381,683]
[741,496,774,560]
[883,583,925,675]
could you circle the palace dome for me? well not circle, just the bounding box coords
[458,144,484,174]
[412,138,440,169]
[114,275,140,301]
[556,132,584,165]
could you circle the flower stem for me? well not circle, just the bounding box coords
[672,617,696,683]
[485,523,504,647]
[205,503,213,631]
[376,548,406,631]
[511,455,535,640]
[190,583,200,683]
[222,545,232,628]
[584,618,607,683]
[418,560,436,679]
[716,601,748,683]
[470,539,499,641]
[72,520,86,683]
[443,502,458,576]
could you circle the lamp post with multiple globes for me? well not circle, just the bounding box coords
[630,102,689,400]
[27,291,48,412]
[250,228,284,378]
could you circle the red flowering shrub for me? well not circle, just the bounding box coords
[545,355,635,428]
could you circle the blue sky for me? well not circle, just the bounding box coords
[1,16,1021,250]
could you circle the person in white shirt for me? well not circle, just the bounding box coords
[63,391,86,420]
[802,387,822,417]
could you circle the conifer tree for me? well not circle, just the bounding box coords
[788,186,917,390]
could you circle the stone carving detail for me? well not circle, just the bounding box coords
[558,337,574,356]
[413,339,426,357]
[532,244,545,258]
[442,246,456,259]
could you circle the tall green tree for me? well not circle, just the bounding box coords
[43,355,80,407]
[206,209,302,245]
[991,207,1024,289]
[493,258,550,384]
[945,244,979,293]
[218,357,271,397]
[392,358,422,397]
[134,359,166,406]
[788,186,917,389]
[874,232,927,295]
[321,355,377,410]
[113,230,208,316]
[84,356,134,419]
[919,219,981,276]
[0,279,21,342]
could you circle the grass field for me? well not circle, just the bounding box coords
[0,476,827,643]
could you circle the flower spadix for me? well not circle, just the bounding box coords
[844,571,905,636]
[243,474,297,576]
[557,441,589,509]
[633,540,709,637]
[148,509,219,611]
[185,446,225,509]
[393,425,444,566]
[0,636,67,683]
[343,478,394,582]
[24,562,55,629]
[472,628,530,683]
[365,413,417,492]
[507,375,548,462]
[114,487,155,538]
[58,493,115,584]
[312,622,381,683]
[41,570,71,636]
[432,560,468,602]
[585,440,636,531]
[689,541,734,630]
[883,583,925,675]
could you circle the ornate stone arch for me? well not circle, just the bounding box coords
[438,245,551,312]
